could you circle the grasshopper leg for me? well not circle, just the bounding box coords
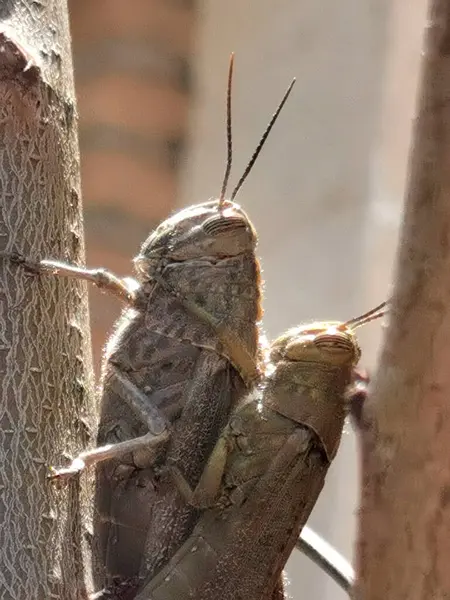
[169,466,196,503]
[296,525,354,593]
[107,366,168,435]
[169,434,230,508]
[49,371,170,481]
[347,367,370,432]
[41,260,138,305]
[2,251,137,305]
[5,252,260,385]
[39,259,138,305]
[49,429,170,481]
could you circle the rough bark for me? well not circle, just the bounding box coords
[354,1,450,598]
[0,3,95,600]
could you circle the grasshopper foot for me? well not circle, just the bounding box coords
[0,251,137,304]
[48,458,86,482]
[49,430,170,484]
[347,367,371,432]
[0,250,42,274]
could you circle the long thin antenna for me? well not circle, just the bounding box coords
[351,311,387,330]
[344,300,388,329]
[218,53,235,209]
[230,77,296,201]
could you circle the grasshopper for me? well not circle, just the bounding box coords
[132,302,385,600]
[5,56,296,596]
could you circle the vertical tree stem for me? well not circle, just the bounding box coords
[354,2,450,599]
[0,3,95,599]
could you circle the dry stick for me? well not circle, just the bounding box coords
[354,2,450,599]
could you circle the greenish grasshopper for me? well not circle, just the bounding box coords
[131,302,385,600]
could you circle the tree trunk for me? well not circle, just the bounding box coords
[354,1,450,598]
[0,3,95,600]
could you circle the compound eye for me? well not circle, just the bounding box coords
[202,215,248,235]
[313,332,354,356]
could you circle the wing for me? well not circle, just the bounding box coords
[193,428,324,600]
[137,428,328,600]
[138,352,246,580]
[91,266,258,593]
[92,316,246,592]
[92,308,204,589]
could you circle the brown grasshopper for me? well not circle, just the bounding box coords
[5,56,296,596]
[132,302,386,600]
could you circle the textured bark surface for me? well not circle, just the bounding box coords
[0,2,95,599]
[354,1,450,598]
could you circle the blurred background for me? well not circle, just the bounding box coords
[68,1,426,598]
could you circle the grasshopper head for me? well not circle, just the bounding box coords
[134,58,295,281]
[266,302,386,459]
[133,200,257,280]
[270,322,361,369]
[133,56,296,281]
[266,322,362,461]
[270,298,387,369]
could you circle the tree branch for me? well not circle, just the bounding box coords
[354,1,450,598]
[0,6,95,600]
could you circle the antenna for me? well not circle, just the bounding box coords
[230,77,296,201]
[218,53,235,209]
[344,300,388,330]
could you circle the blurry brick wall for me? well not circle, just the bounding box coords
[69,0,196,370]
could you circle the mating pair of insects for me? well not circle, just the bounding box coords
[14,55,383,599]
